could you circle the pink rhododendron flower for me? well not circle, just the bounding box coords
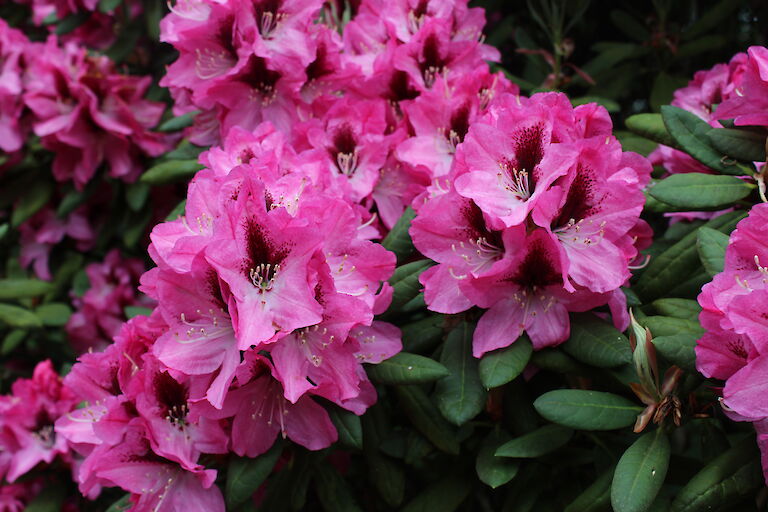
[696,203,768,483]
[23,37,171,189]
[715,46,768,128]
[412,91,650,357]
[66,249,152,353]
[0,361,77,483]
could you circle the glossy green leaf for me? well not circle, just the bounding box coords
[697,227,729,277]
[495,424,573,458]
[436,322,486,425]
[165,200,187,222]
[329,407,363,450]
[611,430,671,512]
[661,106,736,174]
[35,303,72,327]
[652,334,698,372]
[0,279,53,299]
[676,35,727,59]
[479,335,533,388]
[105,495,131,512]
[2,330,26,355]
[649,173,752,210]
[158,111,198,132]
[24,484,66,512]
[400,475,471,512]
[625,113,677,148]
[386,260,434,314]
[395,385,459,454]
[54,12,88,35]
[682,0,743,40]
[12,180,53,227]
[315,461,363,512]
[225,442,282,509]
[366,451,405,507]
[0,304,42,328]
[652,299,701,321]
[530,348,584,374]
[382,207,416,264]
[640,316,704,338]
[708,128,767,163]
[367,352,449,385]
[650,73,688,112]
[99,0,122,13]
[140,159,204,185]
[563,313,631,368]
[534,390,642,430]
[564,465,615,512]
[476,430,519,488]
[401,314,444,353]
[671,436,763,512]
[609,10,649,41]
[634,211,745,301]
[126,182,150,211]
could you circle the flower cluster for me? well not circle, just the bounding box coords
[696,203,768,482]
[411,92,652,357]
[2,20,170,186]
[0,361,77,485]
[66,249,153,353]
[649,51,748,178]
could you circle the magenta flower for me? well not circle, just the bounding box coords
[715,46,768,128]
[0,361,77,483]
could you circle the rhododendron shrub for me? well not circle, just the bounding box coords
[3,0,768,511]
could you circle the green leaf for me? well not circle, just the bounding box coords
[158,111,198,132]
[682,0,742,40]
[652,334,698,372]
[35,303,72,327]
[530,348,584,374]
[435,321,485,425]
[564,465,616,512]
[328,407,363,450]
[382,207,416,265]
[650,73,688,113]
[12,180,53,227]
[676,35,727,59]
[478,336,533,388]
[124,306,153,319]
[315,461,363,512]
[661,106,736,174]
[140,159,204,185]
[625,113,677,148]
[400,475,471,512]
[99,0,122,13]
[386,260,434,314]
[0,304,42,328]
[165,200,187,222]
[126,182,150,211]
[225,441,283,509]
[652,299,701,321]
[2,330,26,355]
[639,316,704,338]
[54,11,88,35]
[395,385,460,454]
[609,10,649,41]
[367,352,449,385]
[611,430,671,512]
[401,314,444,353]
[105,18,141,62]
[476,430,519,488]
[495,424,573,458]
[697,227,729,277]
[570,96,620,113]
[671,436,763,512]
[25,484,67,512]
[534,390,642,430]
[563,313,631,368]
[366,451,405,507]
[649,173,752,210]
[105,495,131,512]
[634,211,745,301]
[0,279,53,299]
[708,128,767,163]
